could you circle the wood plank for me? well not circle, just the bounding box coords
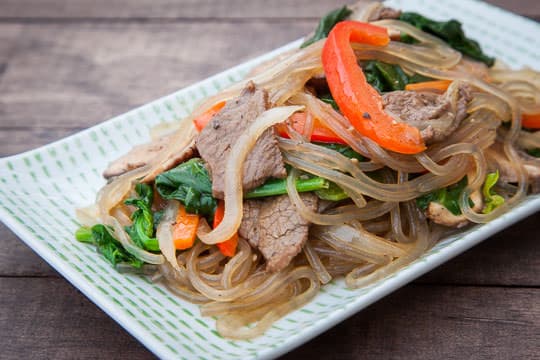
[0,278,153,360]
[0,21,313,129]
[283,285,540,360]
[1,212,538,285]
[0,0,342,19]
[0,0,537,19]
[0,278,537,359]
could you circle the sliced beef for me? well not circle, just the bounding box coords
[349,1,401,22]
[196,82,287,199]
[103,134,196,179]
[382,84,472,144]
[239,193,319,272]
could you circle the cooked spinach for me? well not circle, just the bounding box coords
[315,182,349,201]
[526,148,540,157]
[245,177,329,199]
[155,158,217,217]
[76,224,144,268]
[316,142,365,162]
[124,183,160,252]
[417,176,473,215]
[482,171,505,214]
[363,60,431,93]
[301,6,352,48]
[318,93,340,110]
[399,12,495,67]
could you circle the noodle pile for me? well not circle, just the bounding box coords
[77,8,540,339]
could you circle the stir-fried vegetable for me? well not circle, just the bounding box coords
[214,201,238,257]
[405,79,452,93]
[245,177,329,199]
[124,183,160,252]
[301,5,352,48]
[155,158,218,217]
[417,176,473,215]
[317,142,365,162]
[527,148,540,157]
[522,113,540,129]
[76,225,144,268]
[363,60,432,93]
[193,101,227,131]
[322,21,426,154]
[399,12,495,67]
[318,93,339,110]
[172,204,200,249]
[315,182,349,201]
[277,112,347,144]
[482,171,505,214]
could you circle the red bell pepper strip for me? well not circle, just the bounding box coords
[322,21,426,154]
[193,101,226,132]
[213,200,238,257]
[277,112,347,144]
[522,113,540,129]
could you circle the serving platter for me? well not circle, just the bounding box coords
[0,0,539,359]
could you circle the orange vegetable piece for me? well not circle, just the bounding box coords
[172,204,200,250]
[213,200,238,257]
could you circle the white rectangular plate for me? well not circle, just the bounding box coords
[0,0,539,359]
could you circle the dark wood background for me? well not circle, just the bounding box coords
[0,1,538,359]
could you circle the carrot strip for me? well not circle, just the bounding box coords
[193,101,226,132]
[213,200,238,257]
[172,204,200,250]
[276,112,347,144]
[522,113,540,129]
[405,80,452,93]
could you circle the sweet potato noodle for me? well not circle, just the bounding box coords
[78,13,540,339]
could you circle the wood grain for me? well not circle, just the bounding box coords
[0,22,312,130]
[0,1,538,359]
[1,278,538,360]
[0,0,538,19]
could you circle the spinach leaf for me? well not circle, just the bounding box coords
[301,6,352,48]
[315,182,349,201]
[316,142,365,162]
[417,176,473,215]
[245,177,329,199]
[124,183,160,252]
[155,158,217,217]
[526,148,540,157]
[399,12,495,67]
[76,224,144,268]
[482,171,505,214]
[363,61,429,93]
[318,93,339,111]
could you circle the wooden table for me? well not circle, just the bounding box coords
[0,1,538,359]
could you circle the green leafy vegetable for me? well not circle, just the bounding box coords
[124,183,160,252]
[399,12,495,67]
[318,93,339,110]
[316,142,365,162]
[363,61,431,93]
[245,177,329,199]
[76,224,144,268]
[417,176,473,215]
[301,6,352,48]
[315,182,349,201]
[526,148,540,157]
[155,158,218,217]
[482,171,505,214]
